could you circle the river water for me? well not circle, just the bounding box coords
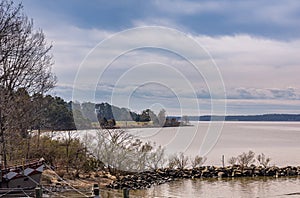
[125,122,300,198]
[128,121,300,167]
[65,122,300,197]
[132,176,300,198]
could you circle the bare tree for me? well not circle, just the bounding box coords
[0,1,56,93]
[0,0,56,167]
[168,152,189,169]
[59,131,78,173]
[91,129,167,175]
[190,155,206,168]
[228,157,237,166]
[168,154,177,169]
[257,153,271,168]
[177,152,189,169]
[237,150,255,169]
[146,145,166,170]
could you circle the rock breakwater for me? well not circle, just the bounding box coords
[107,165,300,190]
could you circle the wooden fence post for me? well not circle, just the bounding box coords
[93,183,100,198]
[35,185,43,198]
[222,155,225,167]
[123,188,129,198]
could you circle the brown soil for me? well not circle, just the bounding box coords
[41,169,115,190]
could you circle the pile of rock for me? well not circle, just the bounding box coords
[106,170,173,190]
[107,165,300,189]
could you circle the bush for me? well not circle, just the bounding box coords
[237,150,255,169]
[167,152,189,169]
[257,153,271,168]
[228,157,237,166]
[191,155,206,168]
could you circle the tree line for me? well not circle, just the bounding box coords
[0,0,183,178]
[96,103,167,126]
[1,0,56,167]
[0,0,168,174]
[0,0,96,171]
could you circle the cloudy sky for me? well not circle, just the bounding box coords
[17,0,300,115]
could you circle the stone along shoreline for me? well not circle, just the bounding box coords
[107,165,300,190]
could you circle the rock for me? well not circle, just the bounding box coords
[106,165,300,190]
[266,167,278,176]
[192,169,200,175]
[201,170,212,178]
[232,170,242,177]
[183,174,190,178]
[209,166,216,171]
[218,172,225,178]
[286,169,296,176]
[105,173,113,179]
[242,170,252,177]
[50,178,58,184]
[193,173,201,178]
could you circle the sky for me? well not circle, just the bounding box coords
[16,0,300,115]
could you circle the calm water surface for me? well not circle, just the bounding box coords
[73,122,300,198]
[134,176,300,198]
[130,122,300,197]
[128,122,300,167]
[60,177,300,198]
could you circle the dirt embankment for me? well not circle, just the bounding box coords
[41,169,116,190]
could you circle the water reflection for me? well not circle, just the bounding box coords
[56,177,300,197]
[140,176,300,198]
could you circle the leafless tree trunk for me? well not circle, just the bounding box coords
[92,129,166,175]
[0,0,56,167]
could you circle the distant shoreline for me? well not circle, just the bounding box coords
[98,122,194,130]
[189,114,300,122]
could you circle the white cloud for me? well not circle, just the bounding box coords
[196,34,300,89]
[43,25,113,87]
[34,20,300,114]
[132,18,180,29]
[62,30,300,112]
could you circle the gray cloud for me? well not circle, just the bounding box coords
[17,0,300,115]
[228,87,300,100]
[269,88,298,99]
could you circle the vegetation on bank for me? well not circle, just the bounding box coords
[2,2,300,194]
[0,0,173,170]
[0,0,57,168]
[107,164,300,190]
[106,150,294,190]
